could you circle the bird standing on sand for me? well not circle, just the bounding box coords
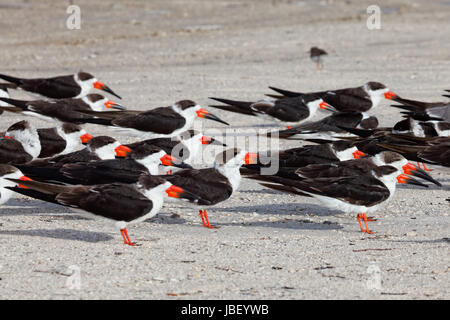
[310,47,327,70]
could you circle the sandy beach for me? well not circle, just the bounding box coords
[0,0,449,300]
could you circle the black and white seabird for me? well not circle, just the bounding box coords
[155,148,257,228]
[241,140,366,178]
[0,93,125,124]
[26,144,191,185]
[208,94,335,124]
[0,120,41,164]
[15,136,131,181]
[0,71,121,99]
[78,100,229,139]
[37,123,92,158]
[0,164,32,205]
[7,174,199,246]
[267,82,397,112]
[254,165,425,234]
[391,96,450,122]
[267,111,379,142]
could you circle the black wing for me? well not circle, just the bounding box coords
[37,128,66,158]
[56,184,154,222]
[0,139,33,164]
[19,75,81,99]
[112,107,186,134]
[162,168,232,205]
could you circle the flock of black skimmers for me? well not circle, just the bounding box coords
[0,72,448,246]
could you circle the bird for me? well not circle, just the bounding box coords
[253,165,426,234]
[154,148,258,228]
[75,100,230,139]
[241,140,366,178]
[378,137,450,168]
[245,150,441,188]
[14,136,131,181]
[0,164,32,206]
[36,123,92,158]
[0,120,41,164]
[0,94,125,124]
[208,94,335,125]
[266,81,397,112]
[23,144,192,186]
[0,71,121,100]
[266,112,379,143]
[309,46,328,70]
[390,96,450,122]
[124,130,226,171]
[7,174,200,246]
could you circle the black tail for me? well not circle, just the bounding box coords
[337,126,375,138]
[268,86,303,98]
[0,74,23,86]
[258,182,311,197]
[5,186,60,205]
[0,97,29,110]
[208,97,256,116]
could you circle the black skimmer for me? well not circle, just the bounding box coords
[208,94,335,124]
[0,94,125,124]
[0,164,32,205]
[37,123,92,158]
[78,100,229,139]
[266,82,397,112]
[253,165,426,234]
[241,140,366,177]
[309,46,327,70]
[15,136,131,182]
[155,148,257,228]
[125,130,226,170]
[267,112,379,143]
[0,120,41,164]
[25,144,191,185]
[7,174,200,246]
[246,151,441,187]
[391,96,450,122]
[379,137,450,168]
[0,71,121,99]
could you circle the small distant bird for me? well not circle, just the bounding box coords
[309,47,327,70]
[0,71,121,100]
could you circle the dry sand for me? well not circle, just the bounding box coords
[0,0,449,300]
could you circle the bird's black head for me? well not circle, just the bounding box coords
[366,82,387,91]
[138,174,168,190]
[176,100,197,110]
[87,136,117,150]
[6,120,31,133]
[86,93,105,103]
[61,123,83,134]
[331,140,356,152]
[77,72,95,81]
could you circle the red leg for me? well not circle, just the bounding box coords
[356,214,366,232]
[362,213,376,234]
[201,209,218,229]
[120,228,139,246]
